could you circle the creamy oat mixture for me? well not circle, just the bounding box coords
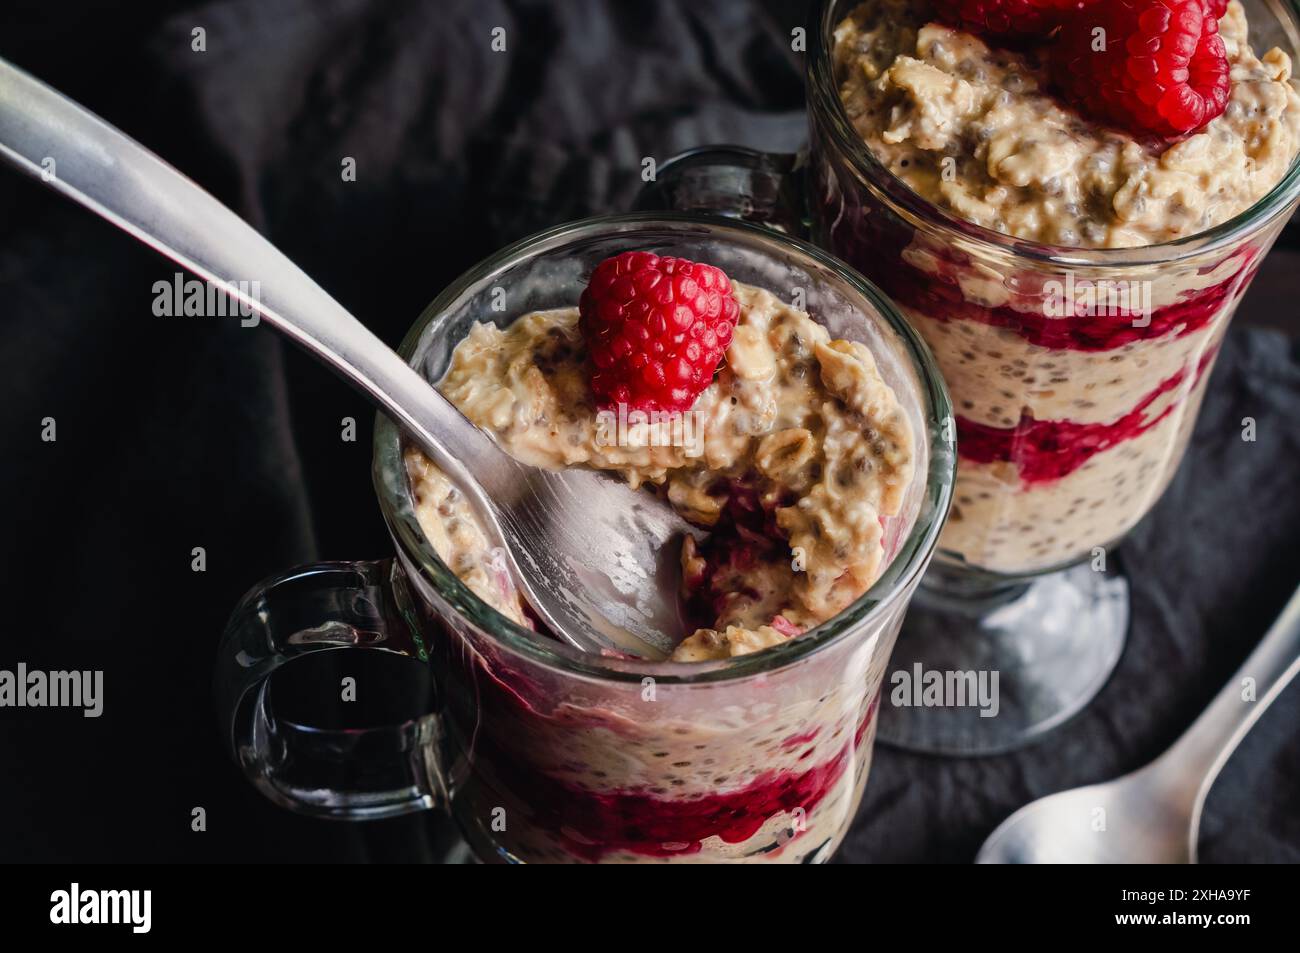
[829,0,1299,574]
[406,282,915,660]
[835,0,1300,248]
[942,374,1210,569]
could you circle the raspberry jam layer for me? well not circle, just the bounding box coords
[447,639,880,861]
[823,190,1258,352]
[551,744,853,861]
[891,258,1250,351]
[957,348,1219,483]
[527,698,879,861]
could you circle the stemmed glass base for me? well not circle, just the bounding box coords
[878,559,1129,756]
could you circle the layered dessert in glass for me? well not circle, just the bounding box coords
[401,252,929,861]
[825,0,1300,573]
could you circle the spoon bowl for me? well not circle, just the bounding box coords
[976,770,1196,864]
[979,585,1300,864]
[482,453,698,658]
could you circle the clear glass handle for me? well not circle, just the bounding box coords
[635,145,809,236]
[214,559,445,820]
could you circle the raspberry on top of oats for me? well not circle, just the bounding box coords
[407,281,916,662]
[579,251,740,413]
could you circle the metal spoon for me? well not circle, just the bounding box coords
[978,584,1300,863]
[0,58,695,659]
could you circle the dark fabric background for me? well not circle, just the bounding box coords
[0,0,1296,863]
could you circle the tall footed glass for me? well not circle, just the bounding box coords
[808,0,1300,753]
[642,0,1300,753]
[216,214,955,862]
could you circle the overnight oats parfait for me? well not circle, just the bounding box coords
[824,0,1300,573]
[402,250,926,862]
[786,0,1300,751]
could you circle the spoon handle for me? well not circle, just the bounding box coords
[0,57,508,491]
[1154,585,1300,807]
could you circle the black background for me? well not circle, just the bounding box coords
[0,0,1297,863]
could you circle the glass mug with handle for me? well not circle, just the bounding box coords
[638,0,1300,755]
[216,214,955,864]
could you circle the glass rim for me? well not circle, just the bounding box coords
[805,0,1300,267]
[372,211,955,686]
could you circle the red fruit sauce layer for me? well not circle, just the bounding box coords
[957,346,1219,483]
[542,697,878,862]
[450,632,881,860]
[463,639,882,860]
[889,255,1254,352]
[553,743,851,861]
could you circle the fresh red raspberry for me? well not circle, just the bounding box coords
[1203,0,1228,18]
[579,252,740,412]
[1051,0,1231,138]
[933,0,1098,39]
